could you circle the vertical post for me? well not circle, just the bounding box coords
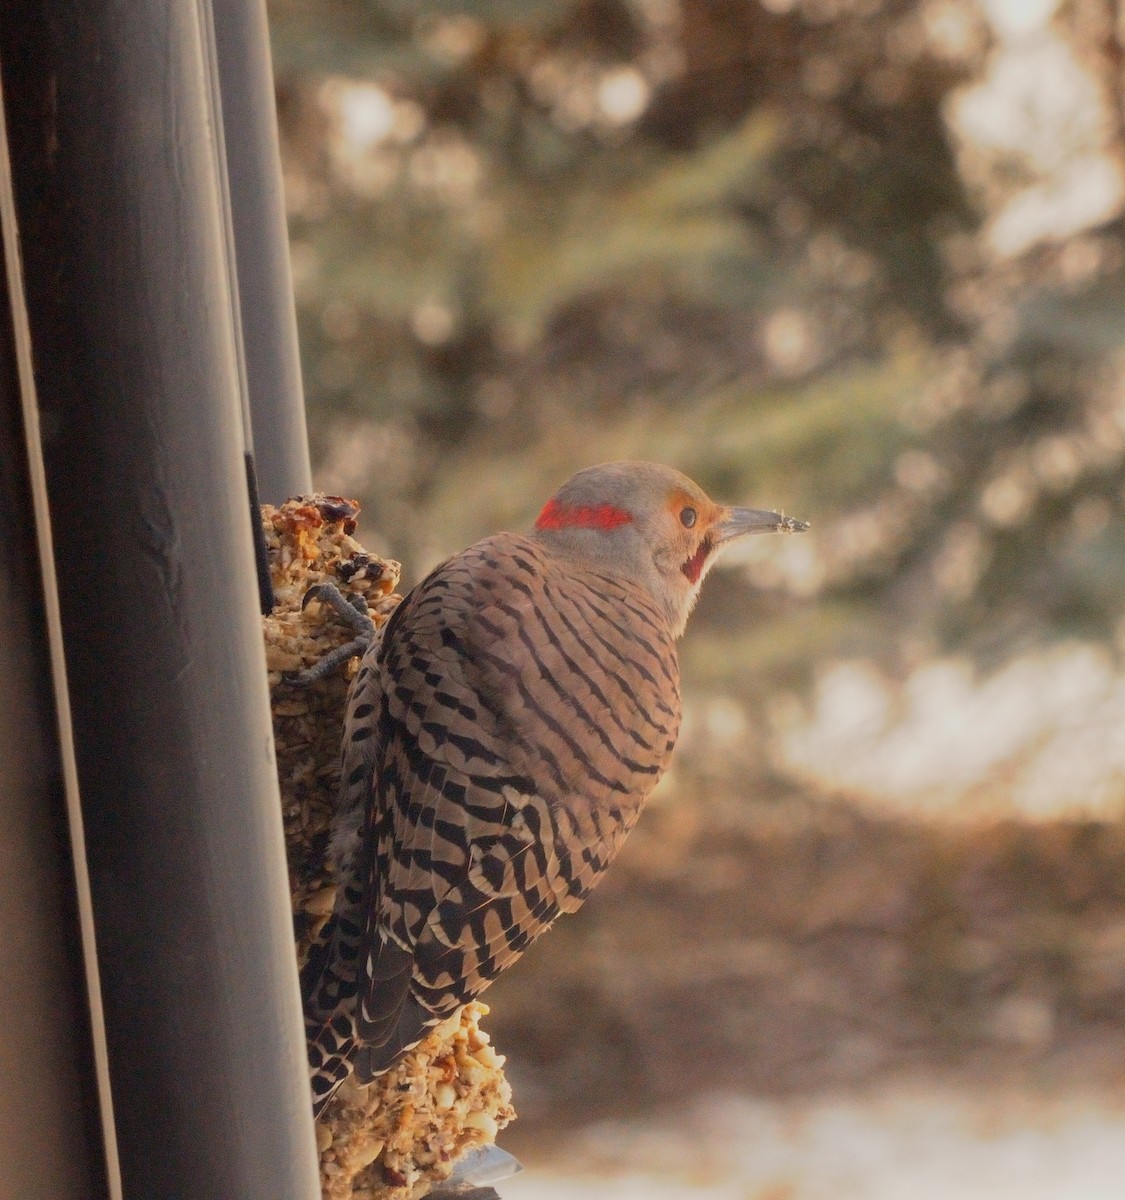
[0,83,114,1200]
[211,0,313,504]
[0,3,320,1197]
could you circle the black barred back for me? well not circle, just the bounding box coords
[306,532,681,1105]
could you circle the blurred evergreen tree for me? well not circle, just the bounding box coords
[267,0,1125,714]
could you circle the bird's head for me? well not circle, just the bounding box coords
[531,461,809,637]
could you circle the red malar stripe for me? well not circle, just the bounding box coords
[681,535,713,584]
[535,498,634,531]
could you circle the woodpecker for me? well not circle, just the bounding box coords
[302,461,807,1114]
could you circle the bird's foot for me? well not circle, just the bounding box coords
[287,583,377,686]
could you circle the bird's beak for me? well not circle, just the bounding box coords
[714,506,810,544]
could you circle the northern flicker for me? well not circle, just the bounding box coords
[302,461,807,1114]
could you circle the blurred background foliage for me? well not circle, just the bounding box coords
[270,0,1125,685]
[268,0,1125,1192]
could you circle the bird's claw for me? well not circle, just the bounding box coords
[302,581,371,620]
[287,582,377,687]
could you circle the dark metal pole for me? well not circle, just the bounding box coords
[211,0,313,504]
[0,4,320,1198]
[196,0,278,614]
[0,80,116,1200]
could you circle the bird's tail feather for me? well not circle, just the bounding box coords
[308,1007,356,1118]
[303,910,362,1116]
[353,994,434,1082]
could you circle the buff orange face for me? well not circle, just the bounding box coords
[665,487,722,584]
[664,487,722,530]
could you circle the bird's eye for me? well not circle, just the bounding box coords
[680,506,697,528]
